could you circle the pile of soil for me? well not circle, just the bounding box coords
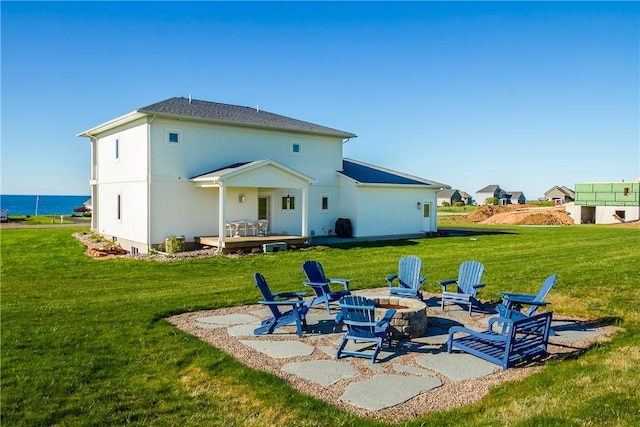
[462,204,574,226]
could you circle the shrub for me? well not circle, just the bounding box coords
[441,201,451,207]
[454,201,465,207]
[485,197,498,205]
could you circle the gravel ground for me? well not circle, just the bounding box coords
[167,301,616,422]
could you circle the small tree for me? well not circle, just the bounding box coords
[485,197,498,205]
[454,201,465,207]
[441,201,450,207]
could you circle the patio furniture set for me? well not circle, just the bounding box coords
[226,219,269,237]
[253,256,556,370]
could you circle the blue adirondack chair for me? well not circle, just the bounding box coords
[386,255,426,300]
[335,295,396,363]
[439,260,486,315]
[497,274,557,334]
[302,260,351,313]
[448,311,553,370]
[253,273,309,338]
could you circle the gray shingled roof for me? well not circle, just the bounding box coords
[138,97,356,138]
[339,159,448,187]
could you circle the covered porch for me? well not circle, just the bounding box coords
[191,160,316,252]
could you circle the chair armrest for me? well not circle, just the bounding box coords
[504,295,549,306]
[272,291,307,299]
[418,275,427,284]
[499,292,535,300]
[439,279,456,291]
[259,300,305,307]
[386,274,398,286]
[488,316,513,330]
[472,283,486,289]
[303,281,326,288]
[376,308,397,327]
[329,278,351,291]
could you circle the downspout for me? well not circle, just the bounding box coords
[146,115,156,252]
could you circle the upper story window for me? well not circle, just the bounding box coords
[167,130,181,146]
[290,141,302,156]
[115,138,120,160]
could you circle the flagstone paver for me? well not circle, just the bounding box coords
[282,360,359,386]
[239,340,315,358]
[197,313,259,325]
[340,374,442,411]
[416,352,497,381]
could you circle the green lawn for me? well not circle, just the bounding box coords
[1,225,639,426]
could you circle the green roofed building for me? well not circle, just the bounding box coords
[566,181,639,224]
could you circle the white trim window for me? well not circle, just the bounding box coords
[290,141,302,156]
[321,195,330,211]
[281,194,296,211]
[116,193,122,222]
[167,130,181,146]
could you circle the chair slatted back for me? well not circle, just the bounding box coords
[302,260,330,293]
[398,256,423,289]
[457,260,485,296]
[526,274,557,316]
[339,295,376,339]
[254,273,282,319]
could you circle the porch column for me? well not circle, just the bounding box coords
[218,184,226,249]
[301,184,309,237]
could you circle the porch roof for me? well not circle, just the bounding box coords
[190,159,315,187]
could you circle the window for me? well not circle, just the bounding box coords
[167,130,181,145]
[290,141,302,156]
[115,138,120,160]
[624,187,630,196]
[321,196,329,210]
[423,203,430,218]
[281,195,296,210]
[116,194,122,221]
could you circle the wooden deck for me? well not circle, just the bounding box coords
[195,235,307,253]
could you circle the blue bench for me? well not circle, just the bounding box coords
[447,311,553,370]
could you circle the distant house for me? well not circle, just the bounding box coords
[544,186,575,204]
[437,189,462,206]
[458,191,472,205]
[565,181,639,224]
[77,97,450,253]
[476,185,509,205]
[507,191,526,205]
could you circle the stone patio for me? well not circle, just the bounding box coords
[167,289,615,421]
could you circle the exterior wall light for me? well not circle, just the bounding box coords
[417,202,421,210]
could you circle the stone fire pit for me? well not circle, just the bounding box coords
[370,296,428,339]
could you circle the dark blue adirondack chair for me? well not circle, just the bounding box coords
[448,311,553,370]
[302,260,351,313]
[253,273,309,338]
[386,255,426,300]
[439,260,486,315]
[497,274,557,334]
[335,295,396,363]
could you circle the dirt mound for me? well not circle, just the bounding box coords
[462,204,574,226]
[481,209,574,226]
[463,205,522,222]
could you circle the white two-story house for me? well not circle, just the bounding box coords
[78,97,449,253]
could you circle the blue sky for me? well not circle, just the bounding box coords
[2,1,638,199]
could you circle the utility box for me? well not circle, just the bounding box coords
[263,242,287,253]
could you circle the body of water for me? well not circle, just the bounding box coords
[0,195,90,216]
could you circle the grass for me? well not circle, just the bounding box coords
[5,215,90,225]
[1,225,639,426]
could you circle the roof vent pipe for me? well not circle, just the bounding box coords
[188,94,192,103]
[256,104,260,112]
